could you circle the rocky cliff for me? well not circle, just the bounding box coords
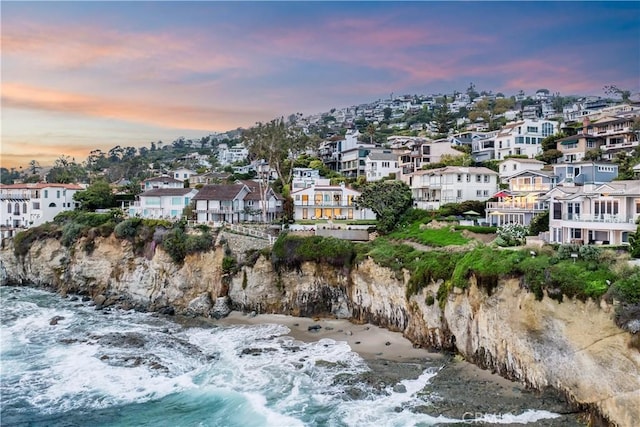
[1,234,638,426]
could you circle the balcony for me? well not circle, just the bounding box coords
[195,208,242,214]
[562,214,636,224]
[486,201,548,211]
[1,192,32,201]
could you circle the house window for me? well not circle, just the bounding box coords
[570,228,582,239]
[23,203,27,213]
[553,202,562,220]
[33,202,40,210]
[513,164,517,170]
[44,190,48,198]
[484,175,490,182]
[483,190,489,196]
[457,174,462,182]
[476,190,482,197]
[57,190,61,198]
[635,201,640,214]
[14,203,20,214]
[466,174,471,182]
[476,175,482,182]
[457,190,463,198]
[7,204,12,213]
[527,126,538,133]
[594,200,619,215]
[502,165,507,171]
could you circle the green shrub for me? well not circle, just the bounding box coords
[162,228,187,264]
[61,222,86,247]
[114,218,142,239]
[185,232,214,255]
[610,271,640,304]
[272,234,356,272]
[222,256,238,274]
[13,223,62,257]
[425,294,435,306]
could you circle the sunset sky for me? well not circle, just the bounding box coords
[2,1,639,169]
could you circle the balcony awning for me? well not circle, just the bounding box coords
[493,191,510,198]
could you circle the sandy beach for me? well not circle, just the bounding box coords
[216,311,442,362]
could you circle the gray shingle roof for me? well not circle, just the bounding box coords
[192,184,246,201]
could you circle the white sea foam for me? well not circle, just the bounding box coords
[1,287,567,426]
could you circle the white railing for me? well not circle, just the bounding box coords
[564,214,635,223]
[486,202,548,211]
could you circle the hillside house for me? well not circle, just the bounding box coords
[546,181,640,246]
[406,166,499,211]
[129,188,197,220]
[291,180,375,221]
[1,183,82,234]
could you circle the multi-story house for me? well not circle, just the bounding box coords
[238,180,283,223]
[1,183,82,233]
[290,180,375,221]
[494,119,557,160]
[340,143,376,178]
[192,183,251,224]
[553,161,618,185]
[397,140,463,179]
[486,169,556,227]
[141,176,184,191]
[590,115,639,160]
[128,188,198,220]
[546,180,640,246]
[498,158,545,182]
[172,168,197,182]
[406,166,498,211]
[216,143,248,166]
[364,151,399,182]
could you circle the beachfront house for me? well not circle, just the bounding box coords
[291,180,375,221]
[129,188,198,220]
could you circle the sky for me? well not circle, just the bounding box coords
[1,1,639,169]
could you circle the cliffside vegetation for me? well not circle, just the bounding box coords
[10,212,639,338]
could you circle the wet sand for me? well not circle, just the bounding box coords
[216,311,439,362]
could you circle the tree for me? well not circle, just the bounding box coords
[73,179,116,211]
[383,107,392,121]
[355,180,412,234]
[365,123,377,144]
[242,117,310,222]
[604,85,631,103]
[433,102,454,134]
[47,156,87,183]
[28,160,41,176]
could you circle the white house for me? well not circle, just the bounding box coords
[172,168,197,181]
[364,152,399,181]
[192,183,251,224]
[141,176,184,191]
[406,166,499,211]
[498,158,545,182]
[291,181,375,221]
[129,188,198,220]
[1,183,83,233]
[546,180,640,246]
[494,119,557,160]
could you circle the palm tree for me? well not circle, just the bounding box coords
[365,123,376,144]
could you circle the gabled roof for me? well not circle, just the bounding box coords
[192,184,247,201]
[500,158,544,165]
[140,188,195,197]
[366,152,397,161]
[506,169,556,179]
[411,166,498,176]
[144,176,183,183]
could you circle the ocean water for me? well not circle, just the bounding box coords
[0,286,574,426]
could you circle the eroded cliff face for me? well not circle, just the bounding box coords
[1,236,638,426]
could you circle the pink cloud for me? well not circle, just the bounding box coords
[2,82,270,131]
